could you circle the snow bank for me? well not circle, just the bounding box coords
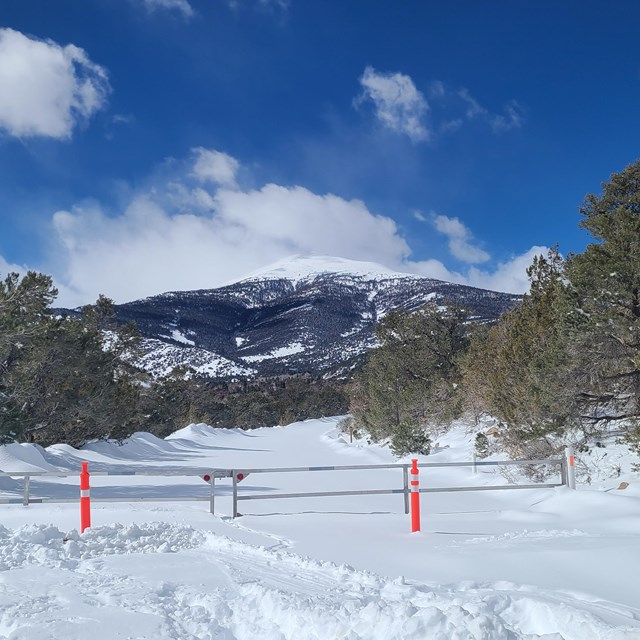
[0,522,637,640]
[83,432,186,461]
[0,443,60,472]
[0,522,204,571]
[167,423,253,444]
[166,422,220,441]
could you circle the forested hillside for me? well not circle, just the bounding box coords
[351,160,640,466]
[91,255,520,380]
[0,280,347,445]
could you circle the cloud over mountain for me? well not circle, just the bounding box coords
[0,148,546,306]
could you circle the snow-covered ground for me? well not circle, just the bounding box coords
[1,418,639,639]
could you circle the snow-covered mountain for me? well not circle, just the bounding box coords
[113,255,521,379]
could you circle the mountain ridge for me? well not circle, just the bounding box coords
[104,256,521,379]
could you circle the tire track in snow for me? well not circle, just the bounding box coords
[1,523,639,640]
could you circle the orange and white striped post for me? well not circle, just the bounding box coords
[410,458,421,533]
[80,461,91,533]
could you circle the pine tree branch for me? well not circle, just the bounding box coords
[579,413,639,422]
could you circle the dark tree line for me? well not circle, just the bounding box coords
[140,373,348,439]
[0,279,141,445]
[0,275,348,446]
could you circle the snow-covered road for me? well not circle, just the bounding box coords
[1,418,639,639]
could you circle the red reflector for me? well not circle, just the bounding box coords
[203,474,211,482]
[236,473,244,481]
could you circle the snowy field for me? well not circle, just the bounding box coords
[1,417,639,639]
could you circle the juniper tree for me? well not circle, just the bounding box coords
[460,246,570,456]
[0,272,59,441]
[0,273,142,445]
[564,160,640,437]
[391,420,431,457]
[350,303,469,450]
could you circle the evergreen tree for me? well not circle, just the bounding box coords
[0,272,59,441]
[0,273,142,445]
[391,421,431,457]
[460,161,640,463]
[564,160,640,436]
[627,426,640,471]
[460,246,570,456]
[351,303,469,446]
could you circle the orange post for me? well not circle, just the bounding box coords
[410,458,420,533]
[80,461,91,533]
[566,446,576,490]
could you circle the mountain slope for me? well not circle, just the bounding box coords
[113,256,521,378]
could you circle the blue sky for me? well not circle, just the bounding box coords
[1,1,639,305]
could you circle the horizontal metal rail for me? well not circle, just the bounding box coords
[0,469,227,507]
[420,482,562,493]
[238,488,407,501]
[233,459,563,474]
[0,470,232,477]
[0,456,566,515]
[236,483,563,503]
[228,457,566,517]
[0,458,561,478]
[0,496,212,505]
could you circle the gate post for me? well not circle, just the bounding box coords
[410,459,421,533]
[22,475,30,507]
[232,470,238,518]
[80,462,91,532]
[403,465,409,514]
[565,447,576,490]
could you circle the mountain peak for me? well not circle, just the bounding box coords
[109,254,521,380]
[236,255,421,286]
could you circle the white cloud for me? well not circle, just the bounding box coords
[356,72,523,140]
[216,184,409,261]
[0,255,27,278]
[440,118,463,133]
[192,148,239,188]
[491,100,525,133]
[141,0,194,18]
[428,80,446,99]
[466,246,549,293]
[458,88,487,119]
[406,245,549,294]
[432,214,490,264]
[46,148,410,305]
[28,148,543,305]
[425,81,524,136]
[357,67,429,142]
[0,29,110,139]
[406,258,465,284]
[445,86,523,133]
